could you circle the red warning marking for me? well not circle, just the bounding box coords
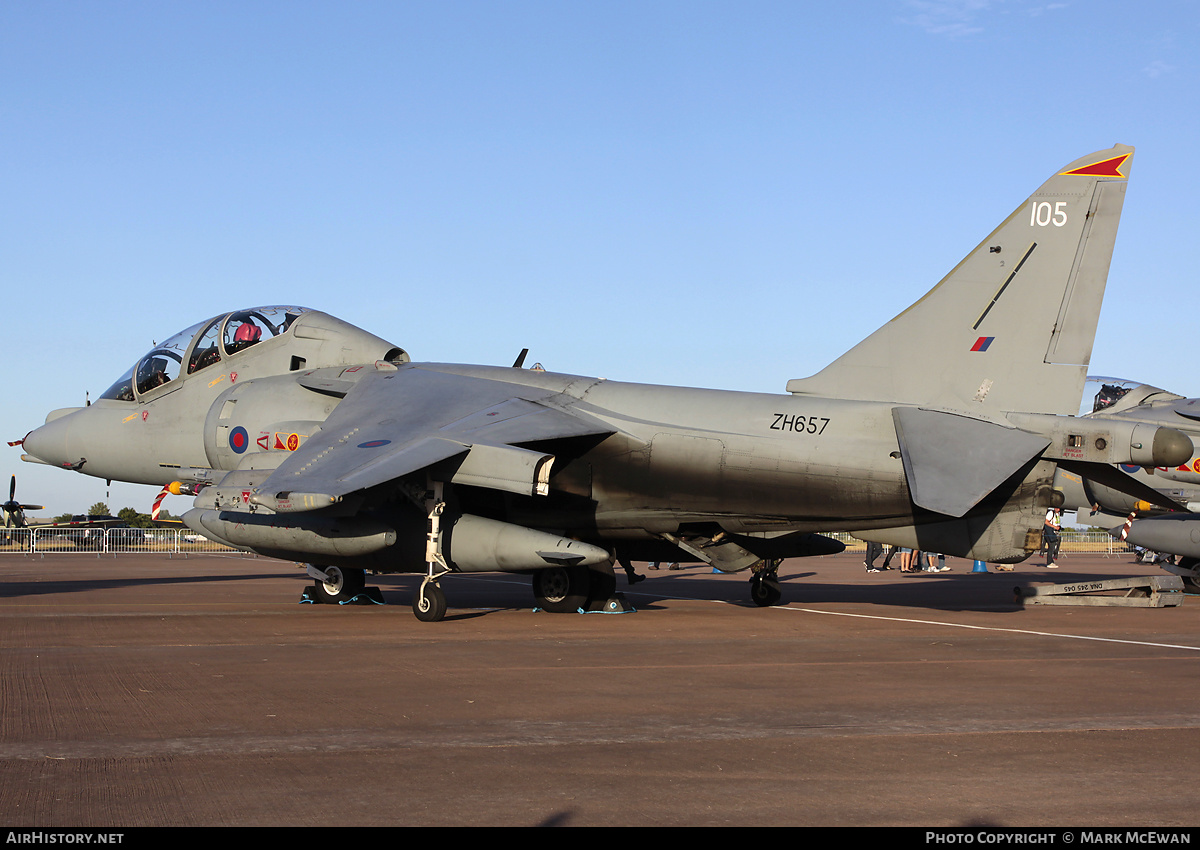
[1060,154,1130,178]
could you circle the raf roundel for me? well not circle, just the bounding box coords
[229,426,249,454]
[357,440,391,449]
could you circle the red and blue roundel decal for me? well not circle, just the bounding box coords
[1119,463,1139,474]
[230,426,249,454]
[357,439,391,449]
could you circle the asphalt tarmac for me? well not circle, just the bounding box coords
[1,549,1198,827]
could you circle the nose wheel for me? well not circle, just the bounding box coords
[413,578,447,622]
[409,479,452,622]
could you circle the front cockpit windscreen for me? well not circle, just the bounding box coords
[99,365,136,402]
[187,317,223,375]
[99,306,311,401]
[133,318,208,396]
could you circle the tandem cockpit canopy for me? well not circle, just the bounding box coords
[1081,376,1184,417]
[99,306,312,402]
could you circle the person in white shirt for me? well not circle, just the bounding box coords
[1043,508,1062,568]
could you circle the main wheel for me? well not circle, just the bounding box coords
[532,565,591,613]
[412,582,447,622]
[313,565,366,603]
[750,574,782,607]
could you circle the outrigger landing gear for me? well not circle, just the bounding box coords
[749,559,783,607]
[657,531,783,607]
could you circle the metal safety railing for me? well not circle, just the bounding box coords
[0,527,247,555]
[824,530,1137,556]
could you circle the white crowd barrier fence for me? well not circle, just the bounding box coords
[0,527,248,555]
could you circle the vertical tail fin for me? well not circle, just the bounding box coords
[786,145,1133,415]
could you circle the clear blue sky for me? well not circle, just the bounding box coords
[3,1,1198,517]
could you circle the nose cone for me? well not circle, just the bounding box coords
[22,408,85,469]
[1152,427,1194,468]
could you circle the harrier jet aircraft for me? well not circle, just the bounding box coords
[20,145,1192,621]
[1055,378,1200,585]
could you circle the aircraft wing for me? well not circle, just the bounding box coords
[1055,459,1190,513]
[248,366,614,512]
[41,517,124,529]
[893,407,1051,517]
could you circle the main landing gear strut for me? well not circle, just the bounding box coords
[749,559,784,607]
[305,564,376,604]
[308,479,632,621]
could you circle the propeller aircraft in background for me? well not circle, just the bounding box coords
[1,475,43,531]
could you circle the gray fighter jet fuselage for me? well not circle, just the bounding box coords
[20,145,1192,620]
[1058,381,1200,515]
[1055,379,1200,582]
